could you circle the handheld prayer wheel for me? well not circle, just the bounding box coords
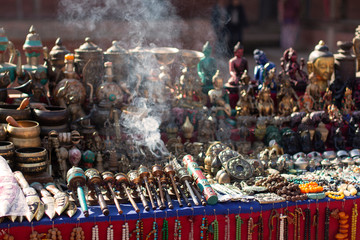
[138,165,157,210]
[128,170,150,211]
[182,154,218,205]
[66,167,89,217]
[164,164,183,207]
[160,175,174,209]
[114,173,140,213]
[101,171,123,214]
[152,165,167,209]
[148,172,165,210]
[84,168,109,216]
[172,159,200,206]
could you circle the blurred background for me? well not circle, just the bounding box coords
[0,0,359,73]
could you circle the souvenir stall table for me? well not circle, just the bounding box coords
[1,196,360,240]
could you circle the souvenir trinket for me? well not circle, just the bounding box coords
[66,167,89,217]
[70,226,84,240]
[101,171,123,214]
[30,182,56,220]
[114,173,140,213]
[13,171,44,222]
[128,170,150,211]
[182,154,218,205]
[164,164,183,207]
[172,159,200,206]
[197,41,217,94]
[85,168,109,216]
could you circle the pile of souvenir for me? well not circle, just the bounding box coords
[2,24,360,239]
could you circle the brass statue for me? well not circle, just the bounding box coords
[256,87,274,116]
[307,40,334,93]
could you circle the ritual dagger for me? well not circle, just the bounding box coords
[45,182,70,216]
[31,182,56,220]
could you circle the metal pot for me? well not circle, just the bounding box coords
[0,141,14,168]
[0,104,31,123]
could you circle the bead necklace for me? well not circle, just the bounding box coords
[136,219,144,240]
[295,208,304,240]
[279,214,287,240]
[145,221,158,240]
[188,215,194,240]
[326,191,345,200]
[304,208,311,240]
[70,226,84,240]
[224,212,230,240]
[235,214,243,240]
[268,209,279,240]
[351,202,358,240]
[313,208,319,240]
[257,213,263,240]
[122,222,129,240]
[174,219,182,240]
[324,207,330,240]
[162,218,168,240]
[92,224,99,240]
[200,216,208,240]
[107,224,114,240]
[247,217,254,240]
[212,218,219,240]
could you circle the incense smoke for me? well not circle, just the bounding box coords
[58,0,179,158]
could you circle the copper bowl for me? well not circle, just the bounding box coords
[32,106,68,125]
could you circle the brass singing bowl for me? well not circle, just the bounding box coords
[7,120,40,138]
[180,49,204,68]
[15,147,47,173]
[151,47,179,66]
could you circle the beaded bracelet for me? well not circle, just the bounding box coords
[326,191,345,200]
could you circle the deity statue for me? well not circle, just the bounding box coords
[307,40,334,93]
[236,89,254,116]
[253,49,276,87]
[197,116,216,143]
[342,87,355,115]
[305,72,321,109]
[261,66,277,94]
[256,87,274,116]
[226,42,248,87]
[277,75,298,116]
[320,88,333,111]
[298,92,315,113]
[208,71,232,119]
[197,41,217,94]
[279,47,307,92]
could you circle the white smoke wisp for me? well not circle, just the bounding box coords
[120,97,169,158]
[58,0,180,159]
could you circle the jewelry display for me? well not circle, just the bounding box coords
[211,210,218,240]
[247,216,254,240]
[107,223,114,240]
[224,211,230,240]
[257,211,263,240]
[324,207,330,240]
[304,208,311,240]
[92,223,99,240]
[279,214,286,240]
[268,209,278,240]
[313,207,319,240]
[70,226,85,240]
[162,218,168,240]
[174,218,181,240]
[130,219,143,240]
[236,213,243,240]
[351,202,358,240]
[122,222,129,240]
[254,193,285,204]
[145,220,158,240]
[295,208,304,240]
[326,191,345,200]
[200,215,208,240]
